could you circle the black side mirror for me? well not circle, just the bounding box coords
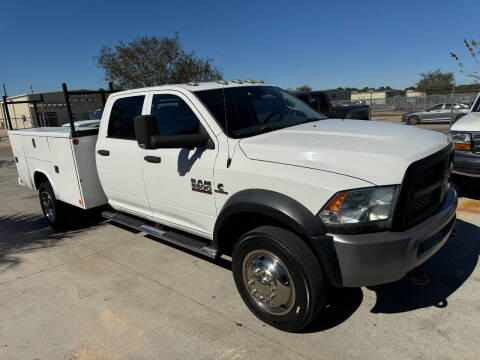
[151,133,214,149]
[134,115,158,149]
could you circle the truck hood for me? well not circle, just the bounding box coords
[239,119,450,185]
[450,112,480,132]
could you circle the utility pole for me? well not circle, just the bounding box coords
[30,85,34,94]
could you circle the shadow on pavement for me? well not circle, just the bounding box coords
[369,219,480,313]
[0,213,91,274]
[302,287,363,333]
[0,159,14,169]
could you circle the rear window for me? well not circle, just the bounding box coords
[107,96,145,139]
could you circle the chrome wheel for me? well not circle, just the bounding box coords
[242,250,296,315]
[40,191,55,223]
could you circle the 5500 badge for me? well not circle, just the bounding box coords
[191,179,212,194]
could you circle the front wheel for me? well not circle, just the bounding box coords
[232,226,326,332]
[407,115,420,125]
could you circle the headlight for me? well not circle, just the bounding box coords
[449,131,471,151]
[318,186,398,233]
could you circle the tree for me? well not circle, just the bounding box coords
[296,84,312,92]
[415,69,454,94]
[450,39,480,83]
[95,34,222,88]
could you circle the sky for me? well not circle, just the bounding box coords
[1,0,479,95]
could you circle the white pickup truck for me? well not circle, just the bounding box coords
[449,93,480,184]
[8,81,457,332]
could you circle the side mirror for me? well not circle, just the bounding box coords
[151,133,214,149]
[134,115,158,149]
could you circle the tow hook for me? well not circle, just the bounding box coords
[406,266,429,287]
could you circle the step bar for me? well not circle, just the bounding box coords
[102,211,218,259]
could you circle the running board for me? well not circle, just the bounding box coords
[101,211,218,259]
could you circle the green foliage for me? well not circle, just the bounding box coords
[450,39,480,83]
[295,84,312,92]
[95,34,222,88]
[415,69,454,94]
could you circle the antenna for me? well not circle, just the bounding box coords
[222,85,232,168]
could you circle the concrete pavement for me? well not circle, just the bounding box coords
[1,139,480,360]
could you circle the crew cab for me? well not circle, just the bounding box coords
[8,81,457,332]
[449,93,480,183]
[294,90,371,120]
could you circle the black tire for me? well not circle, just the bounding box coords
[407,115,420,125]
[232,226,326,332]
[38,181,76,230]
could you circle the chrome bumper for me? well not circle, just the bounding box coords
[332,187,458,287]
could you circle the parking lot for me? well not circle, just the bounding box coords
[1,117,480,360]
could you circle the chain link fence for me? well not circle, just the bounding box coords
[332,93,479,112]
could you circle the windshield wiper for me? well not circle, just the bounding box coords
[238,124,290,137]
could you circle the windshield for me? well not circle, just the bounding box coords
[195,86,325,138]
[472,97,480,112]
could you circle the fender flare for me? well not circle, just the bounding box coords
[213,189,326,244]
[213,189,343,287]
[32,170,58,198]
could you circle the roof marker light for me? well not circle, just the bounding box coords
[256,79,265,83]
[231,79,243,84]
[244,79,255,84]
[187,81,199,86]
[217,80,228,85]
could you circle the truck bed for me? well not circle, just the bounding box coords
[8,127,107,210]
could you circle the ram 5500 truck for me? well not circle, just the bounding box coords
[8,81,457,332]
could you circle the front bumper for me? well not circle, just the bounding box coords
[452,151,480,178]
[331,187,457,287]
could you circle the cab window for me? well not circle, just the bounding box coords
[107,96,145,139]
[429,104,443,111]
[151,94,200,136]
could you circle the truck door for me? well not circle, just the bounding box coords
[95,93,151,217]
[142,91,217,236]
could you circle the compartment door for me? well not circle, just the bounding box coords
[8,135,33,188]
[48,137,83,207]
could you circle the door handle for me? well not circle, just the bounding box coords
[144,155,161,163]
[97,149,110,156]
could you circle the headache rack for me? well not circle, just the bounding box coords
[391,145,454,231]
[2,82,118,136]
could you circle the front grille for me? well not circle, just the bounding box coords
[473,133,480,153]
[392,145,453,231]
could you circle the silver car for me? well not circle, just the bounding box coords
[402,103,470,125]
